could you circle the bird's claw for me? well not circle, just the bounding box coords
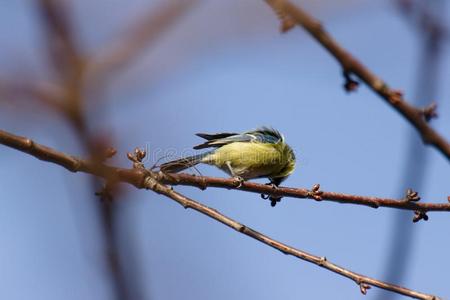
[261,181,282,207]
[233,176,245,188]
[269,197,282,207]
[267,182,278,190]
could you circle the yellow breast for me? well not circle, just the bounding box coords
[202,142,287,179]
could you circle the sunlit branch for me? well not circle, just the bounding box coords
[1,129,450,221]
[144,176,439,300]
[264,0,450,162]
[0,128,441,300]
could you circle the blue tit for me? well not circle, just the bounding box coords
[160,127,296,186]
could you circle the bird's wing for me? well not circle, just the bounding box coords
[245,127,284,144]
[196,132,238,141]
[193,133,253,149]
[193,127,282,149]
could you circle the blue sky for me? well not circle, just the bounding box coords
[1,1,449,299]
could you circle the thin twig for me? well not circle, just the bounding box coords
[155,172,450,213]
[0,129,145,185]
[143,176,439,300]
[264,0,450,162]
[0,130,440,299]
[1,129,450,216]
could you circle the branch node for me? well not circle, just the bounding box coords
[71,159,82,172]
[388,89,404,105]
[342,70,359,92]
[127,147,146,169]
[368,200,380,208]
[421,102,438,122]
[24,138,34,149]
[405,188,421,202]
[280,18,296,33]
[238,224,247,233]
[359,282,371,295]
[318,256,327,266]
[270,1,296,33]
[143,176,157,191]
[413,210,429,223]
[104,147,117,159]
[307,183,323,201]
[199,177,208,191]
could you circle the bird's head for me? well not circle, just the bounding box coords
[270,142,296,186]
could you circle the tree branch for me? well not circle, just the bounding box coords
[1,129,450,219]
[0,128,441,300]
[144,176,439,300]
[87,0,198,80]
[155,172,450,214]
[0,79,65,114]
[37,0,83,77]
[264,0,450,162]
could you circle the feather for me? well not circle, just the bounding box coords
[193,127,283,149]
[196,132,238,140]
[160,152,211,173]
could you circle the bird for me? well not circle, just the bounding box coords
[159,127,296,187]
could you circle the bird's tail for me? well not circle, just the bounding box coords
[159,152,211,173]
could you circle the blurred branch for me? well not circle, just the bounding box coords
[264,0,450,162]
[378,1,447,299]
[3,1,243,299]
[37,0,84,78]
[396,0,448,44]
[0,79,65,114]
[0,129,441,300]
[36,0,87,132]
[87,0,198,81]
[35,1,133,299]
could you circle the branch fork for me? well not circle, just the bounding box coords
[307,183,323,201]
[0,129,445,299]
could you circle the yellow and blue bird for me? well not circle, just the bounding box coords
[160,127,296,187]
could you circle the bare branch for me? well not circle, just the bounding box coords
[87,0,198,80]
[0,128,440,299]
[0,79,65,114]
[396,0,448,46]
[155,173,450,214]
[1,129,450,217]
[264,0,450,162]
[144,176,440,300]
[0,129,144,186]
[37,0,83,76]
